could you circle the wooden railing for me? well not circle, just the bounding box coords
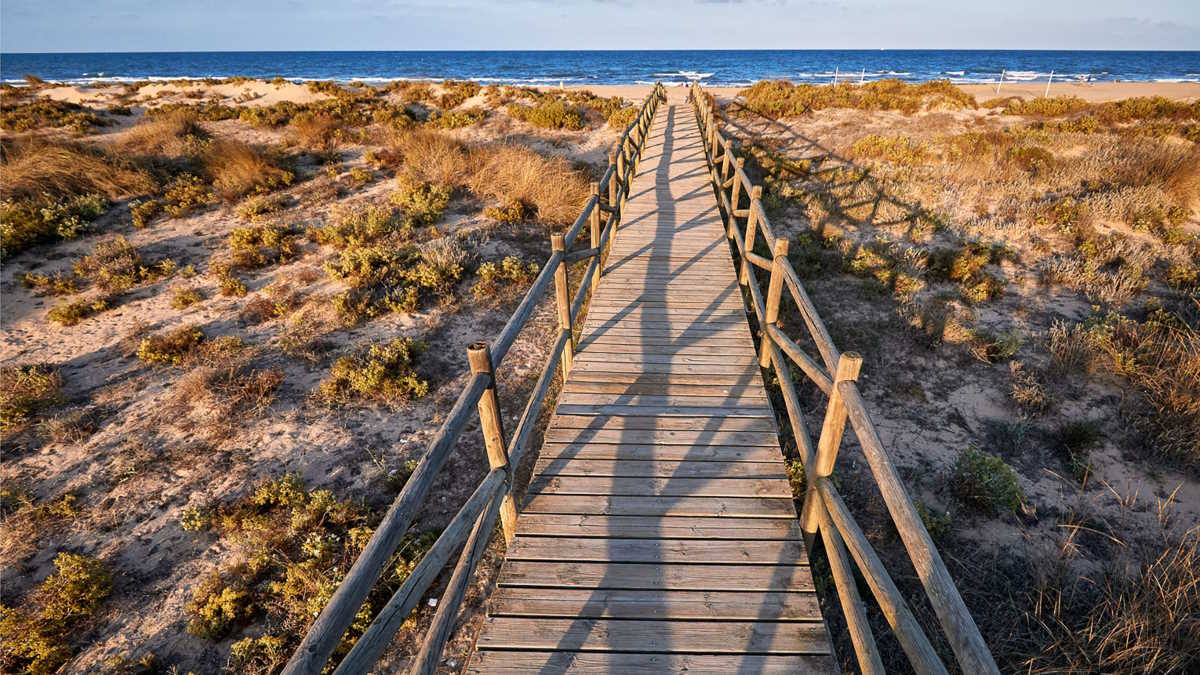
[688,82,999,675]
[282,82,667,675]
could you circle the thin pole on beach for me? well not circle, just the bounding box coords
[860,68,865,84]
[996,69,1005,94]
[832,66,839,85]
[1044,70,1053,97]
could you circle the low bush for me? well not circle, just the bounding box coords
[46,297,110,326]
[181,474,437,663]
[607,105,639,130]
[0,552,112,674]
[1,193,109,259]
[20,270,79,296]
[0,364,63,431]
[135,324,205,365]
[229,223,301,270]
[236,194,288,222]
[391,175,451,228]
[171,287,203,309]
[952,447,1025,515]
[849,134,927,166]
[73,236,174,293]
[320,338,429,407]
[740,78,975,117]
[427,107,486,130]
[311,203,410,248]
[207,140,295,201]
[507,99,586,130]
[0,96,106,133]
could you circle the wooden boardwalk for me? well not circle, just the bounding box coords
[469,94,836,673]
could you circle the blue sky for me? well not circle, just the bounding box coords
[2,0,1197,52]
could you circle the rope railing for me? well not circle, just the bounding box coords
[689,82,998,675]
[283,82,666,675]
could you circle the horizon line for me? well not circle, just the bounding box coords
[5,47,1200,56]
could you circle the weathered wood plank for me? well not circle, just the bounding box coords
[539,442,784,463]
[543,428,779,446]
[521,494,796,518]
[561,380,766,397]
[474,618,832,654]
[499,561,816,592]
[468,651,837,674]
[514,513,801,539]
[527,476,792,499]
[506,536,807,564]
[533,458,787,479]
[550,414,775,431]
[487,588,822,620]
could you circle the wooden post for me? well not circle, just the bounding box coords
[616,147,626,202]
[800,352,864,544]
[466,342,517,546]
[551,233,573,379]
[589,181,602,286]
[730,157,746,218]
[742,185,762,283]
[759,239,789,368]
[607,149,618,208]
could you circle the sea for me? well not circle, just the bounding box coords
[2,50,1199,87]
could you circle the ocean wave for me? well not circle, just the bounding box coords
[652,71,714,80]
[944,70,965,76]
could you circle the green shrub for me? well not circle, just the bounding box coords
[161,173,215,217]
[236,194,288,221]
[228,634,287,673]
[47,297,110,326]
[312,203,409,248]
[136,325,205,365]
[951,448,1024,514]
[438,80,482,108]
[916,501,952,541]
[850,134,927,166]
[348,167,372,187]
[229,223,301,270]
[0,193,109,258]
[20,271,79,296]
[483,200,533,224]
[73,236,174,293]
[171,287,203,309]
[391,175,451,227]
[740,78,974,117]
[472,255,538,299]
[320,338,429,407]
[0,97,106,133]
[427,107,486,129]
[0,553,112,674]
[0,364,63,431]
[606,105,638,130]
[1002,96,1090,117]
[186,574,253,639]
[129,199,161,229]
[507,99,586,130]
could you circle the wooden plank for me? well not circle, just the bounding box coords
[499,561,816,592]
[543,428,779,446]
[533,458,787,479]
[514,514,801,540]
[527,476,792,499]
[550,414,776,431]
[468,651,837,674]
[521,494,796,518]
[558,392,772,407]
[555,404,774,418]
[487,588,822,620]
[506,537,807,564]
[539,442,784,463]
[561,380,767,397]
[473,618,832,655]
[568,362,760,376]
[572,353,760,367]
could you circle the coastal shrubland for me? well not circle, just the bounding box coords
[721,77,1200,671]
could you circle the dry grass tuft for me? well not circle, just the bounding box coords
[466,144,588,223]
[0,364,63,431]
[1019,528,1200,674]
[205,140,294,201]
[1,140,154,202]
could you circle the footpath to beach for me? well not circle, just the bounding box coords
[468,92,837,672]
